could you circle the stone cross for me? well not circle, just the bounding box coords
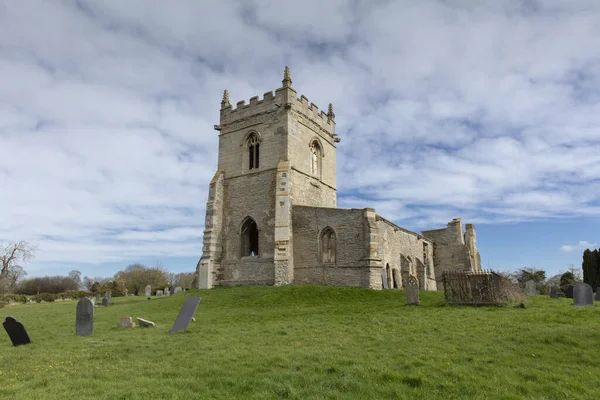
[573,282,594,306]
[406,275,420,305]
[549,285,558,299]
[76,298,94,336]
[2,317,32,346]
[169,296,202,334]
[525,280,536,296]
[145,285,151,298]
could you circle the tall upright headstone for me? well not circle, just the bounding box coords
[525,280,536,296]
[145,285,152,299]
[3,317,32,346]
[381,269,388,289]
[549,285,558,299]
[76,298,94,336]
[573,282,594,306]
[406,275,420,305]
[104,290,112,305]
[164,287,170,296]
[169,297,202,334]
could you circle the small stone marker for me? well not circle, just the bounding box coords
[595,288,600,301]
[156,290,163,296]
[549,286,558,299]
[565,285,574,299]
[164,287,170,296]
[169,296,202,334]
[525,280,536,296]
[406,275,420,305]
[573,282,594,306]
[145,285,151,299]
[381,269,388,289]
[76,298,94,336]
[104,290,112,305]
[102,298,109,307]
[119,317,135,328]
[137,317,157,327]
[3,317,32,346]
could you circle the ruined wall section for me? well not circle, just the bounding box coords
[376,216,437,291]
[421,218,476,285]
[291,206,378,288]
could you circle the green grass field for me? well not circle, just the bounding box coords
[0,285,599,399]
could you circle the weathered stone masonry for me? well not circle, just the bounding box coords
[197,67,481,290]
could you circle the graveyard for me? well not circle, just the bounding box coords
[1,285,600,399]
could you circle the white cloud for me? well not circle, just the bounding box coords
[1,0,600,274]
[560,241,598,253]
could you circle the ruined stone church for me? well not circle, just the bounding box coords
[196,67,481,290]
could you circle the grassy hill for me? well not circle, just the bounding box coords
[0,285,599,399]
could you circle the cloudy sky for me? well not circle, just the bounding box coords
[1,0,599,280]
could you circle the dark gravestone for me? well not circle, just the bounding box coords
[595,288,600,301]
[102,298,109,307]
[169,286,175,295]
[549,286,558,299]
[3,317,32,346]
[565,285,574,299]
[76,298,94,336]
[573,283,594,306]
[169,296,202,334]
[381,269,388,289]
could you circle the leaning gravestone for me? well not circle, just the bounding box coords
[145,285,151,299]
[137,317,157,327]
[525,280,536,296]
[406,275,420,305]
[549,285,558,299]
[565,285,574,299]
[573,282,594,306]
[76,298,94,336]
[595,288,600,301]
[3,317,32,346]
[102,298,109,307]
[381,269,388,289]
[170,296,202,334]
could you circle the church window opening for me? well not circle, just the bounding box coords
[248,134,260,170]
[320,227,336,263]
[310,141,321,176]
[241,218,259,256]
[423,242,429,265]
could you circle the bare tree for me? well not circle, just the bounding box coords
[0,241,36,279]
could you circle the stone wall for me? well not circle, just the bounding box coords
[376,216,437,291]
[291,206,374,288]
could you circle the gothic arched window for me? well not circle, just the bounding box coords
[310,141,321,177]
[248,133,260,170]
[241,217,259,257]
[320,227,336,263]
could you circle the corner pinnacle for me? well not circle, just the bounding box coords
[327,103,335,121]
[221,89,230,107]
[282,66,292,88]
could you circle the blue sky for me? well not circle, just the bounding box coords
[1,0,599,280]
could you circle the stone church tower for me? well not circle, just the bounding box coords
[197,67,340,288]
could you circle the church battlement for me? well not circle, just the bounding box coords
[217,67,338,141]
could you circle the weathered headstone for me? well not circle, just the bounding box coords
[164,287,170,296]
[381,269,388,289]
[170,296,202,334]
[102,298,109,307]
[76,298,94,336]
[549,285,558,299]
[595,288,600,301]
[169,287,175,295]
[156,290,163,296]
[145,285,151,299]
[137,317,157,327]
[104,290,112,305]
[565,285,574,299]
[118,317,135,328]
[174,286,182,294]
[525,280,536,296]
[573,282,594,306]
[95,293,101,303]
[406,275,420,305]
[3,317,32,346]
[124,288,128,297]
